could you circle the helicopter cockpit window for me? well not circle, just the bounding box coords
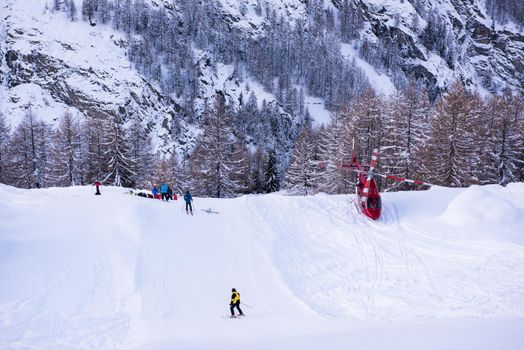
[368,197,382,209]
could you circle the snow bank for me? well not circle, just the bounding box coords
[443,185,516,226]
[440,185,524,244]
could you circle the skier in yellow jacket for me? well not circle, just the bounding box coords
[230,288,244,317]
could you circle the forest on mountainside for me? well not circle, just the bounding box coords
[1,81,522,196]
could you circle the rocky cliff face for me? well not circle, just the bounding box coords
[378,0,523,95]
[355,0,524,95]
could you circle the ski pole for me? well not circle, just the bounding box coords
[241,302,254,309]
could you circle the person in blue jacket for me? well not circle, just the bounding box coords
[152,186,159,198]
[161,183,168,201]
[184,190,193,214]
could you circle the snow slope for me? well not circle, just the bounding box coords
[340,43,396,97]
[0,184,523,349]
[0,0,174,151]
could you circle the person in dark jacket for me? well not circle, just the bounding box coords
[167,186,173,201]
[184,191,193,214]
[229,288,244,317]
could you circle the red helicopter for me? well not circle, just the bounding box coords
[338,147,433,220]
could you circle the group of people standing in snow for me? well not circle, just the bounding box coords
[94,181,193,214]
[151,184,193,214]
[152,183,176,201]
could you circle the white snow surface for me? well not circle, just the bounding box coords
[340,43,397,97]
[1,183,524,349]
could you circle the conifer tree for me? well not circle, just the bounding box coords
[285,127,318,195]
[53,0,62,12]
[190,93,248,198]
[484,91,524,185]
[66,0,78,21]
[175,151,195,193]
[347,88,383,160]
[423,82,486,187]
[151,153,170,188]
[128,117,154,188]
[0,112,11,184]
[85,115,107,183]
[9,110,49,188]
[38,122,54,187]
[317,109,355,194]
[264,149,280,193]
[81,0,96,24]
[381,82,430,190]
[103,113,136,187]
[518,94,524,182]
[51,111,82,186]
[250,148,266,194]
[97,0,110,24]
[167,152,185,194]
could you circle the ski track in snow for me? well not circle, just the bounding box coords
[0,185,524,349]
[246,192,524,321]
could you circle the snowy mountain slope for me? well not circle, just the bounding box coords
[3,0,522,129]
[190,49,332,127]
[351,0,524,95]
[0,0,330,152]
[0,0,176,149]
[340,42,396,96]
[358,0,524,95]
[1,183,523,349]
[211,0,524,96]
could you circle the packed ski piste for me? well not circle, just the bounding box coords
[1,181,524,350]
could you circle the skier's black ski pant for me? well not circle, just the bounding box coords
[185,201,192,212]
[230,301,243,316]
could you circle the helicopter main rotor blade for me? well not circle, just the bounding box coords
[373,172,434,187]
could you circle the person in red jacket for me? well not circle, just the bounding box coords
[93,181,101,195]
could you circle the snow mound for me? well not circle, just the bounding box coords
[440,185,524,243]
